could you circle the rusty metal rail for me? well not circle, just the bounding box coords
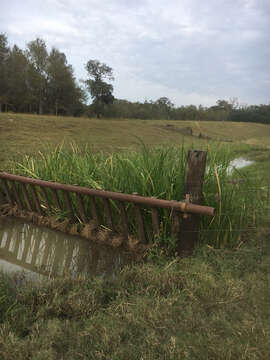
[0,172,215,216]
[0,171,215,244]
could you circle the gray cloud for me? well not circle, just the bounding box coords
[1,0,269,106]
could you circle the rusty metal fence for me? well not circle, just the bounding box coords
[0,150,216,253]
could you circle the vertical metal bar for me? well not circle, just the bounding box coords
[119,201,129,239]
[151,207,160,238]
[62,190,75,222]
[89,196,100,227]
[1,179,13,205]
[21,183,33,212]
[51,188,61,210]
[103,198,114,231]
[134,204,147,243]
[29,185,43,215]
[10,181,23,210]
[76,193,88,223]
[40,186,52,213]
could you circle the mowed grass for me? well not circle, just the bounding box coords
[1,112,270,170]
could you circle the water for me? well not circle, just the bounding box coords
[0,217,130,282]
[227,157,254,174]
[206,157,254,176]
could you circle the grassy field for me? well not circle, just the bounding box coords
[1,112,270,359]
[1,112,270,170]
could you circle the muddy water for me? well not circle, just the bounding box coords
[0,217,130,281]
[227,157,254,174]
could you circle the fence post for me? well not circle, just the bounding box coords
[178,150,207,256]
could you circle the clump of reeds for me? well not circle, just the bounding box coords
[11,142,266,250]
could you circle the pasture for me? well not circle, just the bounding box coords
[1,112,270,170]
[0,112,270,359]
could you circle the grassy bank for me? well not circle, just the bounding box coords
[1,232,270,359]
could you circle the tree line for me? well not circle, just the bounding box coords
[94,97,270,125]
[0,34,87,116]
[0,33,269,124]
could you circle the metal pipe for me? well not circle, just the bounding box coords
[0,172,215,216]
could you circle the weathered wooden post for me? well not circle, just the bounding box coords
[178,150,207,256]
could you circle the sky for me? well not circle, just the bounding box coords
[1,0,269,107]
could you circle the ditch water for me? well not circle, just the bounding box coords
[206,157,254,175]
[227,157,254,174]
[0,217,130,283]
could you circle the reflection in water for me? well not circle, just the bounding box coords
[0,217,129,280]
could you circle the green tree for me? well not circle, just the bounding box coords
[47,47,85,115]
[26,38,48,114]
[155,97,174,119]
[211,100,233,121]
[85,60,114,118]
[0,33,9,112]
[216,99,233,112]
[6,45,30,112]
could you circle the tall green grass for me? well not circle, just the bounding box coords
[10,142,267,250]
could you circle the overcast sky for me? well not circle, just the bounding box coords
[1,0,269,106]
